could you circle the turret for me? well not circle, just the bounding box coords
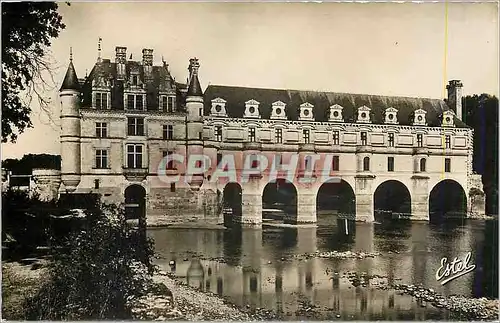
[59,49,81,192]
[446,80,463,121]
[186,58,204,190]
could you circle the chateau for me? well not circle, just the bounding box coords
[58,46,485,226]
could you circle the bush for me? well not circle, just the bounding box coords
[23,204,156,320]
[1,188,57,253]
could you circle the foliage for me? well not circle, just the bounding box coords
[2,153,61,174]
[1,188,58,253]
[462,94,499,214]
[23,204,156,320]
[2,2,66,142]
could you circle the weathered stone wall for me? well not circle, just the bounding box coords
[31,169,61,201]
[147,187,222,226]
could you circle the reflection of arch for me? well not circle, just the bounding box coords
[316,179,355,215]
[125,184,146,221]
[222,183,242,226]
[429,179,467,219]
[186,259,205,290]
[374,180,411,220]
[262,179,297,222]
[363,157,370,171]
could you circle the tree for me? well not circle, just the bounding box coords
[2,2,66,143]
[463,94,499,215]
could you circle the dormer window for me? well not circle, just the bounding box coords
[329,104,344,122]
[299,102,314,121]
[244,99,260,118]
[126,94,145,110]
[211,97,228,117]
[385,107,398,124]
[161,95,176,112]
[413,109,427,126]
[271,101,287,120]
[94,92,109,110]
[442,110,455,127]
[357,106,371,123]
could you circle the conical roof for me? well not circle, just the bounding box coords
[60,61,80,91]
[187,73,203,97]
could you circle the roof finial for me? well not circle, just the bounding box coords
[97,37,102,62]
[69,47,73,62]
[85,69,88,78]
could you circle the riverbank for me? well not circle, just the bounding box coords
[131,270,276,320]
[3,256,499,321]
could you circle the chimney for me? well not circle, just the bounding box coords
[115,46,127,80]
[446,80,463,120]
[142,48,153,66]
[188,58,200,84]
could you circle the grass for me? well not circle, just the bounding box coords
[1,261,48,320]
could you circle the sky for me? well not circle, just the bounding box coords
[2,2,499,159]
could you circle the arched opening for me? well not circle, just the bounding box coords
[262,179,297,224]
[429,180,467,220]
[316,180,355,218]
[374,180,411,221]
[363,157,370,171]
[124,184,146,221]
[222,183,242,226]
[420,158,426,172]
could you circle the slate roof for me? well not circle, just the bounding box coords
[60,61,80,91]
[187,73,203,97]
[203,85,468,128]
[80,59,187,111]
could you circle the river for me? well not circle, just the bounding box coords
[148,215,498,320]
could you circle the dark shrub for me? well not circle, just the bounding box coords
[23,204,156,320]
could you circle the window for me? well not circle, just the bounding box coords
[217,153,222,166]
[388,133,394,147]
[305,155,312,170]
[333,131,339,145]
[131,75,138,86]
[249,127,256,142]
[417,134,423,147]
[303,129,310,144]
[95,92,108,109]
[276,128,282,143]
[361,132,367,145]
[95,149,108,169]
[215,126,222,142]
[127,117,144,136]
[126,94,144,110]
[163,125,173,140]
[126,145,143,169]
[199,108,203,117]
[94,179,100,189]
[250,154,259,168]
[363,156,370,171]
[387,157,394,172]
[445,135,451,148]
[445,158,451,172]
[163,151,175,170]
[199,131,203,140]
[162,96,175,112]
[96,122,108,138]
[170,183,176,192]
[274,154,282,167]
[332,155,339,171]
[420,158,426,172]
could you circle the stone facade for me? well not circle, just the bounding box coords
[57,46,484,226]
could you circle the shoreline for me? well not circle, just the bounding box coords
[144,216,498,230]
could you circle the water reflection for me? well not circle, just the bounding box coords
[148,218,497,320]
